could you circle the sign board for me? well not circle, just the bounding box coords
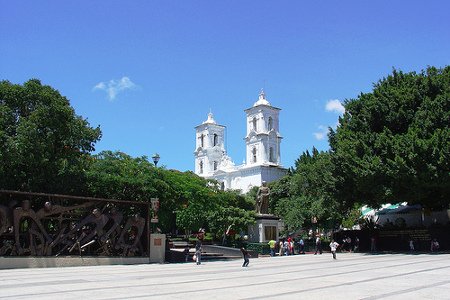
[151,198,160,212]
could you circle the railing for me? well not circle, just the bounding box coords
[0,190,150,257]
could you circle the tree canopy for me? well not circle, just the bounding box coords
[270,148,342,233]
[331,66,450,209]
[0,79,101,194]
[85,150,255,234]
[270,66,449,232]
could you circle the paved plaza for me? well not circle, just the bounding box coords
[1,253,450,299]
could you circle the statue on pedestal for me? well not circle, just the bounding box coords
[255,181,270,215]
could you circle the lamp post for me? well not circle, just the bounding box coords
[152,153,160,167]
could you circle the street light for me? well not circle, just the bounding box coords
[152,153,160,167]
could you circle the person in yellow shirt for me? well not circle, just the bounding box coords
[268,239,276,257]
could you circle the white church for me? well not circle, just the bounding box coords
[194,90,287,193]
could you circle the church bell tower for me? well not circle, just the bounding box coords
[244,90,282,166]
[194,112,226,176]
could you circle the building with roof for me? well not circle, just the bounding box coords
[194,90,287,193]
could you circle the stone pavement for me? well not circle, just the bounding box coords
[1,253,450,299]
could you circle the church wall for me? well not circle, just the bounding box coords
[260,166,288,183]
[220,165,287,193]
[232,170,262,193]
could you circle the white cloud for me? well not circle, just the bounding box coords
[313,100,343,140]
[325,99,345,114]
[313,125,329,141]
[93,76,137,100]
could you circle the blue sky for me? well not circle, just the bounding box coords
[1,1,449,171]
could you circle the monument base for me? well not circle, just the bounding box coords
[150,233,166,263]
[248,214,281,243]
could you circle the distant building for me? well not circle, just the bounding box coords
[194,90,287,193]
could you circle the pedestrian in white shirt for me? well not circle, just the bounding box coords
[329,239,340,260]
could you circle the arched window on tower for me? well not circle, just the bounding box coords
[252,117,257,131]
[200,134,204,148]
[269,147,274,162]
[199,161,203,174]
[268,117,273,131]
[252,147,257,163]
[213,134,218,146]
[213,161,218,171]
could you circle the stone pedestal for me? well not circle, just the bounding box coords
[248,214,281,243]
[150,233,166,263]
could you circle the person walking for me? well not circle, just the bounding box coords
[431,238,440,253]
[289,238,295,255]
[354,236,360,253]
[314,236,322,255]
[298,238,305,254]
[329,239,340,260]
[287,237,292,255]
[184,246,190,262]
[241,247,250,267]
[195,239,202,265]
[346,236,352,252]
[278,240,284,256]
[409,238,415,253]
[268,239,276,257]
[283,239,290,256]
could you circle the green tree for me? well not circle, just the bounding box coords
[331,66,450,209]
[340,205,363,229]
[0,79,101,194]
[85,150,255,235]
[86,151,162,200]
[175,183,255,235]
[268,175,291,213]
[167,171,217,232]
[292,149,341,229]
[206,190,255,239]
[270,149,341,232]
[86,151,205,233]
[274,196,308,233]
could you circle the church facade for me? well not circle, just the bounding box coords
[194,90,287,193]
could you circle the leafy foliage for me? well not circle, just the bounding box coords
[331,66,450,209]
[85,151,255,234]
[270,148,341,232]
[206,205,255,238]
[0,79,101,194]
[340,205,362,229]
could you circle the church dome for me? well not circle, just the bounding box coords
[253,89,271,107]
[203,112,217,124]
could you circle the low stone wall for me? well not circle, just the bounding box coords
[0,256,150,269]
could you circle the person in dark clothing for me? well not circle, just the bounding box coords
[184,246,190,262]
[314,236,322,255]
[195,239,202,265]
[354,236,360,253]
[241,247,250,267]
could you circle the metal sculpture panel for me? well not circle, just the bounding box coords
[0,191,150,257]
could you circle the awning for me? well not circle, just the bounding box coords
[376,204,401,215]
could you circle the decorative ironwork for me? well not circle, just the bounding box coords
[0,190,150,257]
